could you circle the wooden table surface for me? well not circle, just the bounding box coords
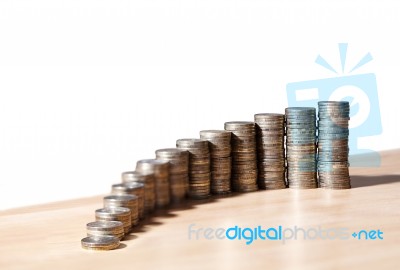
[1,149,400,270]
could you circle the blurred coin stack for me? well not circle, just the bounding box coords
[317,101,351,189]
[156,148,189,203]
[81,235,120,251]
[121,171,155,214]
[104,194,139,226]
[224,122,258,192]
[111,182,145,220]
[95,207,132,234]
[254,113,286,189]
[285,107,318,189]
[176,139,211,199]
[136,159,170,208]
[86,221,125,240]
[200,130,232,195]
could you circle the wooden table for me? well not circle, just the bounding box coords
[1,149,399,270]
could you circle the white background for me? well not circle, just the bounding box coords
[1,0,399,210]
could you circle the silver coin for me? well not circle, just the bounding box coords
[81,236,120,250]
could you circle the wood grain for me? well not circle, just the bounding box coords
[1,149,400,270]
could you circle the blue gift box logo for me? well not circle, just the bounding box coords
[286,44,382,167]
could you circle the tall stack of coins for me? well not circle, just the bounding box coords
[176,139,211,199]
[81,236,120,251]
[86,221,125,240]
[155,148,189,203]
[254,113,286,189]
[111,182,145,220]
[317,101,351,189]
[199,130,232,194]
[136,159,170,208]
[285,107,318,189]
[224,121,258,192]
[95,207,132,234]
[121,171,155,214]
[103,194,139,226]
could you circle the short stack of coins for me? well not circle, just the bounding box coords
[121,171,155,214]
[254,113,286,189]
[200,130,232,194]
[285,107,318,189]
[317,101,351,189]
[86,221,125,240]
[81,236,120,251]
[224,121,258,192]
[136,159,170,208]
[176,139,211,199]
[95,207,132,234]
[111,182,145,220]
[155,148,189,203]
[103,194,139,226]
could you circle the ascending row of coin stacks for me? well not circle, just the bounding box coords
[254,113,286,189]
[285,107,318,189]
[81,104,352,250]
[224,122,258,192]
[81,192,141,250]
[82,164,159,250]
[317,101,351,189]
[200,130,232,194]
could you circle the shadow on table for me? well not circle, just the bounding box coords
[119,175,400,247]
[115,243,127,250]
[126,192,244,243]
[351,174,400,188]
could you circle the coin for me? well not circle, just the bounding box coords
[111,182,145,220]
[176,139,211,199]
[200,130,231,195]
[285,107,317,189]
[254,113,286,190]
[317,101,351,189]
[224,121,258,192]
[86,221,124,240]
[81,236,120,251]
[136,159,170,208]
[121,171,155,214]
[103,194,139,226]
[95,207,132,234]
[156,148,189,203]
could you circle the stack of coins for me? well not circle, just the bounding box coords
[285,107,318,189]
[155,148,189,203]
[176,139,211,199]
[136,159,170,208]
[95,207,132,234]
[199,130,232,194]
[317,101,351,189]
[224,121,258,192]
[103,194,139,226]
[254,113,286,189]
[112,181,145,220]
[121,171,155,214]
[81,236,120,251]
[86,221,125,240]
